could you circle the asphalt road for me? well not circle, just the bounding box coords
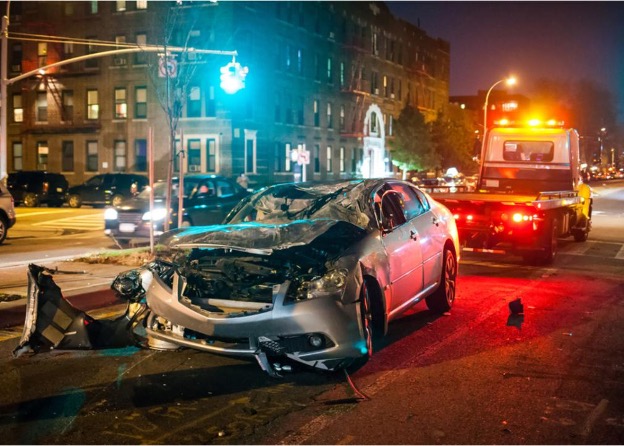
[0,182,622,444]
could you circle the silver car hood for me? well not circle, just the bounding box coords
[159,219,365,254]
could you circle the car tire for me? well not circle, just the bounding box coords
[0,215,7,244]
[527,218,558,265]
[572,227,589,242]
[111,194,124,207]
[23,193,39,207]
[425,246,457,314]
[68,194,82,208]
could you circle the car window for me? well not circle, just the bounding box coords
[374,185,407,230]
[85,175,104,186]
[216,180,235,197]
[389,182,427,220]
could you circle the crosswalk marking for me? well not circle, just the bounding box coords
[31,214,105,230]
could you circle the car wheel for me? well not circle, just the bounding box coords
[572,227,589,242]
[111,194,124,207]
[23,193,39,207]
[527,218,558,265]
[425,247,457,314]
[68,194,82,208]
[0,215,7,244]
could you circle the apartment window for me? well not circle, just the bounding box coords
[326,146,332,172]
[89,1,98,14]
[327,102,333,129]
[383,75,388,97]
[314,144,320,173]
[207,138,216,172]
[37,141,48,170]
[314,53,320,81]
[85,37,98,69]
[206,86,216,117]
[187,86,201,118]
[62,90,74,121]
[11,43,22,73]
[284,143,293,172]
[12,142,23,171]
[339,61,345,88]
[36,92,48,122]
[372,32,379,56]
[371,71,378,95]
[135,87,147,118]
[64,3,74,16]
[327,57,332,83]
[135,139,147,172]
[339,147,345,172]
[135,33,147,65]
[114,140,127,172]
[188,139,201,172]
[351,148,357,173]
[339,105,345,131]
[37,42,47,67]
[87,89,99,120]
[296,48,303,74]
[313,99,320,127]
[63,42,74,58]
[297,96,304,125]
[284,44,291,71]
[86,141,98,171]
[244,129,257,173]
[12,94,23,123]
[136,0,148,9]
[62,141,74,172]
[114,88,127,119]
[116,0,126,12]
[274,142,284,172]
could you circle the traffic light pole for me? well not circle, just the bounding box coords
[0,28,237,182]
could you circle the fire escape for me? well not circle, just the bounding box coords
[340,37,370,139]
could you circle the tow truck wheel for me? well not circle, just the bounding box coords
[525,218,558,265]
[572,227,589,242]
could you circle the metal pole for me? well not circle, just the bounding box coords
[177,130,184,229]
[0,14,9,182]
[148,127,154,254]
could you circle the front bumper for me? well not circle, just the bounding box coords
[144,270,365,371]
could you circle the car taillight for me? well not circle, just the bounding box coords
[42,182,49,193]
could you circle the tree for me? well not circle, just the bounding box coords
[430,104,477,174]
[389,104,438,179]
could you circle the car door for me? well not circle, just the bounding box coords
[82,174,105,203]
[376,185,424,315]
[392,183,443,290]
[186,179,222,226]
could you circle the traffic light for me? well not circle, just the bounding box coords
[220,61,249,94]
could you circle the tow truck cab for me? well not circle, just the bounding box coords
[478,126,583,195]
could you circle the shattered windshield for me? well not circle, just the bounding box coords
[138,178,202,200]
[226,180,373,229]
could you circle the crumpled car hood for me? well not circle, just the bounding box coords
[159,219,365,254]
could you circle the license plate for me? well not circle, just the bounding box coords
[119,223,136,233]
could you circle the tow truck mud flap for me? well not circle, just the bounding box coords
[13,264,138,357]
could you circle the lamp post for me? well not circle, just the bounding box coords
[483,76,516,135]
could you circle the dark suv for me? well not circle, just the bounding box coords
[67,173,148,208]
[7,171,69,207]
[0,181,17,244]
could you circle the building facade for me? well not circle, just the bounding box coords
[5,1,449,187]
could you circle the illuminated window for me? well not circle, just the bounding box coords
[313,99,320,127]
[135,86,147,118]
[187,86,201,117]
[114,140,127,172]
[12,94,23,123]
[502,101,519,112]
[136,0,147,10]
[89,1,98,14]
[339,147,345,172]
[339,105,345,131]
[114,88,127,119]
[116,0,126,12]
[327,102,333,129]
[326,146,332,172]
[37,141,48,170]
[12,142,23,171]
[37,42,47,67]
[135,33,147,65]
[86,89,99,120]
[207,138,216,172]
[327,57,332,83]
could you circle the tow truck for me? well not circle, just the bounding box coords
[421,120,592,264]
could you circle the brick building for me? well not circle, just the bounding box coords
[4,1,449,187]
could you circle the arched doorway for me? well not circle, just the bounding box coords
[361,104,388,178]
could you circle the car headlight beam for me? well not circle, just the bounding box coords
[142,208,168,222]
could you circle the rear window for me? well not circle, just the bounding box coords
[503,140,554,162]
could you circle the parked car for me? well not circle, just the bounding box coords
[6,171,69,207]
[132,178,459,374]
[67,173,148,208]
[104,174,251,246]
[0,181,17,244]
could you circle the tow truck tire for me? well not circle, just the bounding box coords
[525,218,558,265]
[572,227,589,242]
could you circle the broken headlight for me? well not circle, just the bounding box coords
[289,268,348,302]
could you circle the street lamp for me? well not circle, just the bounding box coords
[483,76,516,133]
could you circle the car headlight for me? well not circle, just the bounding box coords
[289,268,349,301]
[142,208,168,221]
[104,208,118,220]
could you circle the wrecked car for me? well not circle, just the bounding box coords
[15,179,460,376]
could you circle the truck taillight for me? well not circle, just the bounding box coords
[512,213,531,222]
[43,182,49,193]
[454,214,473,221]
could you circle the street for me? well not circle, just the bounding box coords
[0,183,622,444]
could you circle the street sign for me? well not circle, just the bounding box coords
[158,55,177,78]
[298,149,310,165]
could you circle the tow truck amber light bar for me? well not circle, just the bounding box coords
[493,118,565,128]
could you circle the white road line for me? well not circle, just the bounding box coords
[616,245,624,260]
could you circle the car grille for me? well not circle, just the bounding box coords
[117,212,143,225]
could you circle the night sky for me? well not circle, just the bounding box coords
[386,1,623,117]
